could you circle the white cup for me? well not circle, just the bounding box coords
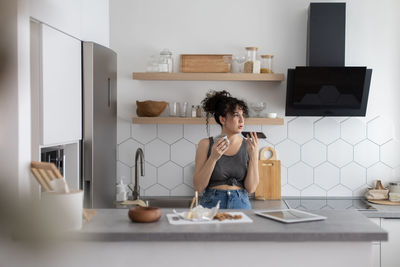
[266,112,277,118]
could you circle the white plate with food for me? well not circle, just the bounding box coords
[167,211,253,225]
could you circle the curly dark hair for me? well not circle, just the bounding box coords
[201,90,248,130]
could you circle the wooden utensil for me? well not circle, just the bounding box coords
[375,180,385,190]
[31,161,64,191]
[180,54,232,73]
[31,161,94,223]
[255,147,281,200]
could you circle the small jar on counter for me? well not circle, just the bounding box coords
[260,54,274,73]
[389,182,400,193]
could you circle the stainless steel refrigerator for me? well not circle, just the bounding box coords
[82,42,117,208]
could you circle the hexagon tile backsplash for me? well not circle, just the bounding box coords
[117,116,400,197]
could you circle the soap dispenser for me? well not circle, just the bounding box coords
[116,179,127,202]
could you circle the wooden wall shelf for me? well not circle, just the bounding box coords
[132,117,284,125]
[132,72,284,81]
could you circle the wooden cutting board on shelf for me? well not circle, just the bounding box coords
[255,147,281,200]
[180,54,231,73]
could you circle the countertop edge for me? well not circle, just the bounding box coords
[69,232,388,242]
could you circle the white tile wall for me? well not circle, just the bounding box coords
[158,124,183,144]
[117,116,400,197]
[340,162,366,190]
[314,118,340,144]
[301,184,326,197]
[275,139,300,167]
[301,140,326,167]
[381,140,400,168]
[158,162,183,190]
[367,117,394,145]
[145,139,170,167]
[118,139,144,167]
[288,118,314,144]
[354,140,379,167]
[171,139,195,167]
[327,139,353,167]
[341,118,366,144]
[288,162,313,190]
[314,163,340,190]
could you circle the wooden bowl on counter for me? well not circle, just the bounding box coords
[128,206,162,223]
[136,100,168,117]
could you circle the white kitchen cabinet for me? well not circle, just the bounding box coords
[381,218,400,267]
[40,24,82,146]
[370,218,381,267]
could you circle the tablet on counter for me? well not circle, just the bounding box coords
[254,209,327,223]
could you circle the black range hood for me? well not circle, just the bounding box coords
[286,3,372,116]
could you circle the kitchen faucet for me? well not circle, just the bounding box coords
[133,148,145,200]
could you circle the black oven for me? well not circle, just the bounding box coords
[40,146,65,176]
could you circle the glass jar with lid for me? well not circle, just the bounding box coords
[146,55,160,72]
[260,55,274,73]
[158,49,174,73]
[244,47,260,74]
[389,182,400,193]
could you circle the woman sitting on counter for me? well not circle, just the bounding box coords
[193,90,259,209]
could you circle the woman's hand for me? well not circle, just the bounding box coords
[210,137,229,161]
[246,132,259,160]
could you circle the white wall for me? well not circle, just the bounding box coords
[30,0,109,46]
[111,0,400,197]
[81,0,110,47]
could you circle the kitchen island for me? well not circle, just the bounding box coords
[76,208,386,242]
[1,200,389,267]
[32,207,385,267]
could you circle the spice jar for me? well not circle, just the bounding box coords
[158,49,173,73]
[260,55,274,73]
[191,105,196,117]
[244,47,260,74]
[196,105,203,117]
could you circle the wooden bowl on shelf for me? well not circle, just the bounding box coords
[136,100,168,117]
[128,206,162,223]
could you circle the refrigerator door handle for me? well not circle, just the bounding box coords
[107,77,111,108]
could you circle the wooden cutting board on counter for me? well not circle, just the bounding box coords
[255,147,281,200]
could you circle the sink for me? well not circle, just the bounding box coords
[143,197,192,208]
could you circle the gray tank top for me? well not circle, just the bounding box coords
[207,137,249,188]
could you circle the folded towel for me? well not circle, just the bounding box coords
[365,189,389,200]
